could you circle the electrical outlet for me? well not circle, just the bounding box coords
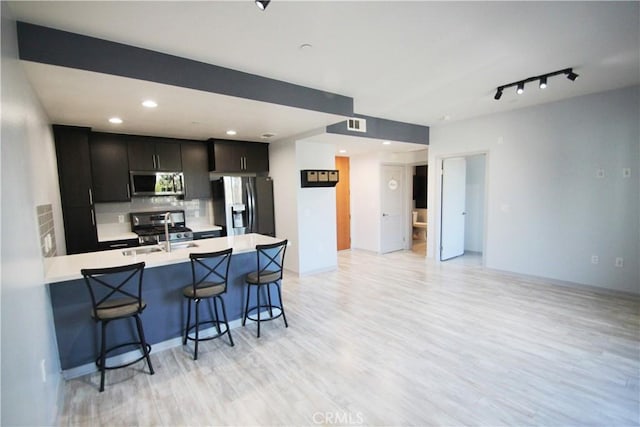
[596,168,605,179]
[622,168,631,178]
[615,257,624,268]
[591,255,599,265]
[118,215,125,224]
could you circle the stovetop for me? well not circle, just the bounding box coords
[130,210,193,244]
[134,226,192,237]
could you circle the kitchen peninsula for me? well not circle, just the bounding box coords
[46,233,283,374]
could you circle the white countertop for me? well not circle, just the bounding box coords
[46,233,282,283]
[189,224,223,233]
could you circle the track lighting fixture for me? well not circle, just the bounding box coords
[539,76,547,89]
[494,67,578,101]
[255,0,270,10]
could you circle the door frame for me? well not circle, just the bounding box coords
[431,150,490,265]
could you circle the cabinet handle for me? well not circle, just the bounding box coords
[152,154,157,169]
[90,209,95,226]
[200,233,216,238]
[88,188,93,205]
[109,243,128,248]
[156,154,161,170]
[127,183,131,199]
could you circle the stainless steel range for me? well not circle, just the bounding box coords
[130,210,193,246]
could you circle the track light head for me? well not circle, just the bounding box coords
[539,76,548,89]
[566,70,579,81]
[256,0,270,10]
[516,82,524,95]
[494,89,503,100]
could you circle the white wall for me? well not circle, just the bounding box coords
[429,86,640,294]
[296,141,337,274]
[464,154,486,252]
[1,4,64,424]
[270,137,338,275]
[268,140,300,272]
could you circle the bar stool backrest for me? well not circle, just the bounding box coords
[189,248,233,291]
[255,240,288,282]
[81,262,146,317]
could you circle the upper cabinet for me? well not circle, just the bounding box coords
[128,136,182,171]
[90,132,130,202]
[208,140,269,173]
[181,141,211,200]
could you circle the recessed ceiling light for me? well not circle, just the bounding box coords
[261,133,276,139]
[226,130,237,136]
[142,100,158,108]
[339,149,347,154]
[299,43,313,50]
[382,141,391,145]
[109,117,123,124]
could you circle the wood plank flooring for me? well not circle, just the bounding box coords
[57,250,640,426]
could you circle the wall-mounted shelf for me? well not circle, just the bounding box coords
[300,169,339,187]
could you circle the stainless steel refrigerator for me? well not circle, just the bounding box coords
[211,176,275,237]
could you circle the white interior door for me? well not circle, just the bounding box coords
[440,157,466,260]
[381,165,405,254]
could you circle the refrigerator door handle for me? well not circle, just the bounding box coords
[248,179,256,233]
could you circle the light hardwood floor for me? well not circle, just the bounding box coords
[58,250,640,426]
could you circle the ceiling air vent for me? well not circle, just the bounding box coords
[347,118,367,133]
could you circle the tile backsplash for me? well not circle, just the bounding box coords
[95,197,213,231]
[37,204,57,257]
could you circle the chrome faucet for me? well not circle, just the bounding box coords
[164,212,174,252]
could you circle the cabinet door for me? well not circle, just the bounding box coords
[127,137,156,171]
[181,141,211,200]
[63,206,98,254]
[212,141,243,172]
[90,133,130,202]
[244,142,269,173]
[53,126,93,207]
[155,140,182,171]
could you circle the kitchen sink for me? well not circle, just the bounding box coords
[169,242,198,250]
[122,246,163,256]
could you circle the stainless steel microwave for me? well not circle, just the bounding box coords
[129,171,184,196]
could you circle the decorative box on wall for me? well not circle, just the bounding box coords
[300,170,340,188]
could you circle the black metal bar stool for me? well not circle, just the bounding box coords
[242,240,288,338]
[81,262,155,392]
[182,248,234,360]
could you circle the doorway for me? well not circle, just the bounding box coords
[439,154,486,263]
[335,156,351,251]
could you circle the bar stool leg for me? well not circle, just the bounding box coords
[242,286,251,327]
[276,282,288,328]
[134,314,154,374]
[194,299,200,360]
[183,299,192,345]
[256,284,261,338]
[266,285,274,317]
[99,321,107,392]
[213,298,221,335]
[218,296,234,346]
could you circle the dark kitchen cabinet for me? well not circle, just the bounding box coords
[98,238,139,251]
[53,125,98,254]
[90,133,130,202]
[193,230,222,240]
[208,140,269,173]
[128,136,182,171]
[181,141,211,200]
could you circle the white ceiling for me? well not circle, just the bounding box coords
[8,1,640,155]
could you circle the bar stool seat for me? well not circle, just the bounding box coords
[81,262,154,392]
[182,248,234,360]
[243,240,289,338]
